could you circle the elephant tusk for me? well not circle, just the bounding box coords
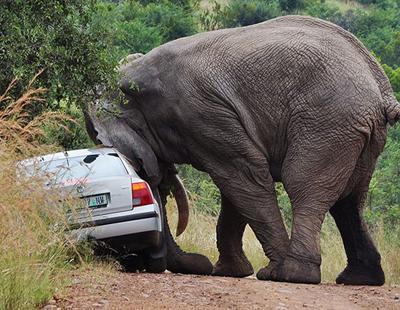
[170,174,189,237]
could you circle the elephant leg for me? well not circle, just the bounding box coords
[267,133,365,284]
[156,184,213,275]
[330,196,384,285]
[209,160,290,279]
[212,195,254,277]
[329,147,385,285]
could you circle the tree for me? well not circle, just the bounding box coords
[0,0,118,113]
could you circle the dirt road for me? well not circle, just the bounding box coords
[50,269,400,310]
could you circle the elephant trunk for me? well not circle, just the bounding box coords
[156,182,213,275]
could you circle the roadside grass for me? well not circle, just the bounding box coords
[167,199,400,285]
[0,78,91,309]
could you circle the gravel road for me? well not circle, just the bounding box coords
[45,268,400,310]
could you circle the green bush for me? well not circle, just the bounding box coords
[144,2,198,41]
[40,102,94,149]
[279,0,306,12]
[0,0,118,112]
[96,0,198,57]
[178,165,221,216]
[218,0,281,28]
[383,64,400,100]
[368,125,400,229]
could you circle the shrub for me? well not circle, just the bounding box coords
[178,165,221,216]
[224,0,281,27]
[0,0,118,113]
[279,0,306,12]
[202,0,282,29]
[97,0,198,57]
[0,77,91,309]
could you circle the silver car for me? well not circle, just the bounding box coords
[20,147,166,272]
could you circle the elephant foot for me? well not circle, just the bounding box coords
[255,260,280,280]
[257,255,321,284]
[212,254,254,278]
[167,252,213,275]
[336,263,385,286]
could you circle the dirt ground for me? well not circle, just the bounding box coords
[45,269,400,310]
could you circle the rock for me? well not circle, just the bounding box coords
[98,299,108,305]
[92,303,102,307]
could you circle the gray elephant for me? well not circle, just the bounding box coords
[85,15,400,285]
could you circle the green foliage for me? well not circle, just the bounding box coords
[95,0,198,57]
[178,165,221,216]
[279,0,307,12]
[203,0,281,29]
[40,102,94,149]
[275,183,292,228]
[383,64,400,100]
[0,0,118,112]
[368,126,400,229]
[304,1,351,24]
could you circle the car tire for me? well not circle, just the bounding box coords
[145,256,167,273]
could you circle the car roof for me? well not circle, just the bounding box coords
[20,147,120,166]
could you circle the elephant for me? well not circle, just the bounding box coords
[85,15,400,285]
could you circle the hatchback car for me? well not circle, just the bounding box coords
[19,147,166,272]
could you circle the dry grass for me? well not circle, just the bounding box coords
[0,77,86,309]
[167,200,400,285]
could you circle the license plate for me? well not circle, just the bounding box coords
[86,194,107,208]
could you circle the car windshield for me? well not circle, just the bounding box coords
[25,153,128,183]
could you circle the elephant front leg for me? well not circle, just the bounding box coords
[156,180,213,275]
[212,195,254,277]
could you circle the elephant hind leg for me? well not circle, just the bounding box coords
[330,195,384,285]
[330,145,385,285]
[212,195,254,278]
[273,133,365,284]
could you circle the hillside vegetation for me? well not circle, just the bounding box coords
[1,0,400,308]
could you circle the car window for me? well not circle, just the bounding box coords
[26,153,128,183]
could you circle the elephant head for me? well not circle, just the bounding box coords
[85,53,213,275]
[84,87,188,237]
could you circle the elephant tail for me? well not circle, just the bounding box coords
[384,96,400,126]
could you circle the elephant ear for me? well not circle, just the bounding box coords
[118,52,162,97]
[118,53,144,66]
[85,98,161,185]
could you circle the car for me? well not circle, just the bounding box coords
[19,147,166,272]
